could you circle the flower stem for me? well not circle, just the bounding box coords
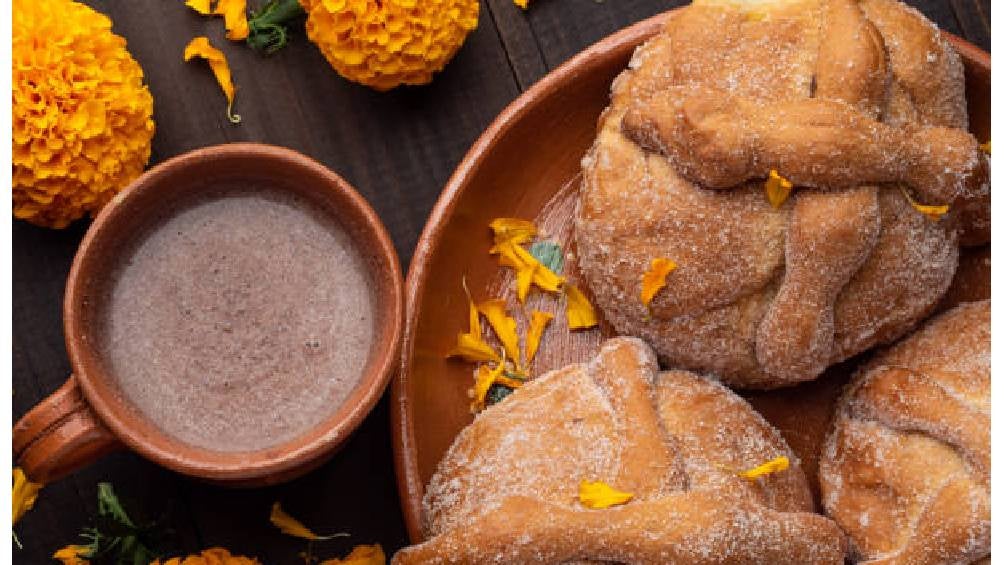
[247,0,307,55]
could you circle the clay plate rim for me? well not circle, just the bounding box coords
[391,9,990,542]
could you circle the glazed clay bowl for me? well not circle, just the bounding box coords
[391,10,990,541]
[14,143,404,487]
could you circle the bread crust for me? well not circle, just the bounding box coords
[393,338,847,564]
[575,0,988,388]
[819,300,990,564]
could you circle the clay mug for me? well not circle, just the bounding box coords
[13,143,404,486]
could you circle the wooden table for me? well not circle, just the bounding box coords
[14,1,990,561]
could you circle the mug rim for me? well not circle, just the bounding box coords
[64,142,404,482]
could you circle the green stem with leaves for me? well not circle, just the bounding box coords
[247,0,308,55]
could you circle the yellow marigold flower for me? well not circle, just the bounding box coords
[184,37,242,124]
[738,455,790,481]
[478,299,521,366]
[299,0,480,91]
[12,0,155,228]
[151,547,261,565]
[578,480,633,509]
[898,185,949,221]
[525,310,553,364]
[270,502,347,540]
[640,258,677,307]
[13,467,41,525]
[320,544,386,565]
[764,169,793,209]
[564,284,598,330]
[53,545,90,565]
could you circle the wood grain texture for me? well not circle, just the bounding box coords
[13,0,989,562]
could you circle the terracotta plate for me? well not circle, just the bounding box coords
[392,9,990,542]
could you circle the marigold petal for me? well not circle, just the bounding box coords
[738,456,790,480]
[489,217,537,252]
[980,140,990,154]
[183,37,240,123]
[565,284,598,330]
[270,502,345,541]
[13,467,41,525]
[899,185,949,221]
[447,299,500,362]
[525,310,553,364]
[214,0,249,41]
[765,169,793,209]
[185,0,213,15]
[470,363,504,412]
[448,333,501,363]
[497,240,564,301]
[52,545,90,565]
[514,0,530,8]
[640,258,677,306]
[478,299,520,366]
[578,480,633,509]
[320,543,386,565]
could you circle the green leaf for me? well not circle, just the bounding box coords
[529,241,564,275]
[486,383,515,406]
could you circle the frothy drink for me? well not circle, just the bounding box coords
[98,186,375,452]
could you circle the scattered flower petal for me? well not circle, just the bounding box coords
[640,258,677,306]
[478,299,521,366]
[765,169,793,209]
[514,0,529,9]
[738,456,790,481]
[578,480,633,509]
[565,284,598,330]
[320,544,386,565]
[52,545,90,565]
[525,310,553,364]
[470,363,506,413]
[497,240,564,302]
[214,0,249,41]
[13,467,41,525]
[184,0,213,15]
[489,218,537,252]
[184,37,241,124]
[899,185,949,221]
[447,298,501,363]
[980,140,990,154]
[270,502,347,541]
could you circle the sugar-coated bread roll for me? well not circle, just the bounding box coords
[393,338,847,564]
[820,300,989,564]
[575,0,989,389]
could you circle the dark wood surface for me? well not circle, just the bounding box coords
[13,1,989,562]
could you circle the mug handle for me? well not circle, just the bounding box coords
[13,376,121,483]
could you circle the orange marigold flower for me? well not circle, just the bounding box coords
[12,0,155,228]
[299,0,480,91]
[151,547,261,565]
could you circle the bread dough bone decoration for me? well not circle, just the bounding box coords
[575,0,989,389]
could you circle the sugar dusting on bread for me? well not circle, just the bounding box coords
[820,300,989,563]
[575,0,986,389]
[394,339,846,564]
